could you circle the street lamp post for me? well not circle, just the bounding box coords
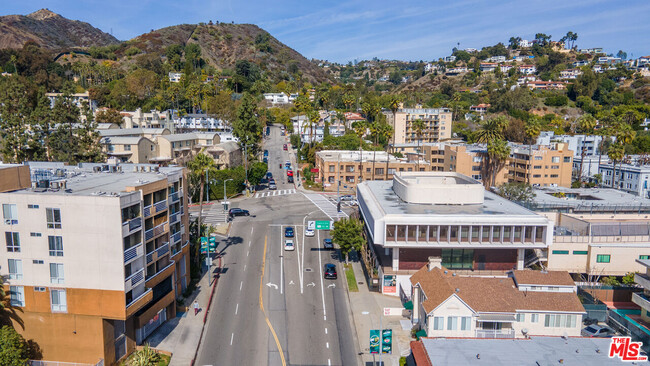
[223,178,233,223]
[206,168,210,204]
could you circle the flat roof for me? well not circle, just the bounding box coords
[361,180,537,217]
[420,337,621,365]
[531,187,650,206]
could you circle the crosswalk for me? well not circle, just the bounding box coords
[254,189,296,198]
[302,193,349,220]
[202,204,228,225]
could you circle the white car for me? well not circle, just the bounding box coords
[305,229,315,237]
[284,239,295,251]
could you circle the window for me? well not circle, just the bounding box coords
[329,165,335,173]
[573,250,589,255]
[533,165,542,169]
[433,317,444,330]
[46,208,62,229]
[447,316,458,330]
[124,144,131,151]
[550,174,559,178]
[551,165,560,169]
[516,313,525,322]
[48,236,63,257]
[5,232,20,252]
[531,314,539,323]
[552,157,560,163]
[50,263,64,284]
[2,204,17,224]
[564,157,571,163]
[552,250,569,255]
[442,249,474,269]
[8,259,22,280]
[460,317,471,330]
[544,314,577,328]
[534,156,542,160]
[33,260,44,264]
[50,289,67,312]
[30,232,42,237]
[597,254,611,263]
[28,204,39,209]
[9,286,24,307]
[34,287,46,292]
[375,168,384,175]
[640,255,650,260]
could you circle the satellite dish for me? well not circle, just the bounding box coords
[521,328,529,336]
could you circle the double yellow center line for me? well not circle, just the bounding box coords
[259,235,287,366]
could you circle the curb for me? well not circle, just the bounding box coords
[344,261,365,366]
[190,254,222,366]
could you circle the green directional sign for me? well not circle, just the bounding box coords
[369,329,380,354]
[381,329,392,354]
[200,237,208,254]
[315,220,333,230]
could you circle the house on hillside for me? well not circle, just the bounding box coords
[518,65,537,75]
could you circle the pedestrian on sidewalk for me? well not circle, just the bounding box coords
[193,300,200,316]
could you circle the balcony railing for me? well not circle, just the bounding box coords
[154,199,168,214]
[146,261,175,281]
[126,288,152,309]
[182,240,189,249]
[172,231,181,244]
[146,252,154,264]
[475,329,515,339]
[632,292,650,310]
[169,191,180,203]
[156,242,170,257]
[170,212,180,224]
[122,216,142,232]
[171,243,180,256]
[143,205,152,217]
[153,222,167,237]
[145,228,154,242]
[124,243,143,263]
[125,268,145,292]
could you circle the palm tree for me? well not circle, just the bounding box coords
[187,153,215,267]
[476,116,509,188]
[0,275,24,329]
[378,123,394,180]
[352,121,367,182]
[387,96,401,179]
[524,118,542,184]
[609,122,636,188]
[9,55,17,75]
[412,119,426,172]
[342,94,354,112]
[608,142,625,189]
[576,114,597,184]
[306,109,320,147]
[487,139,511,187]
[369,122,380,180]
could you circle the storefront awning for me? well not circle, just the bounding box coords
[476,314,516,323]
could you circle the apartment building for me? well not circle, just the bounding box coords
[508,143,573,188]
[120,108,175,132]
[315,150,431,191]
[356,172,552,297]
[101,136,157,164]
[537,132,608,157]
[46,91,97,112]
[599,161,650,198]
[410,263,584,339]
[174,114,232,133]
[384,106,452,145]
[0,162,190,365]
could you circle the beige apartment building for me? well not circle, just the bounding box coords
[509,143,573,188]
[0,162,190,365]
[315,150,431,191]
[384,106,453,145]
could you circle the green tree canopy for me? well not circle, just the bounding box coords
[331,217,365,262]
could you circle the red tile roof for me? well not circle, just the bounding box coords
[410,341,433,366]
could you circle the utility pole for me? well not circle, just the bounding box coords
[206,168,210,204]
[223,178,233,222]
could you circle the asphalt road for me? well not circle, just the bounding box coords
[196,125,359,366]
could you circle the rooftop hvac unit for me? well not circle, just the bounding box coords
[50,181,60,189]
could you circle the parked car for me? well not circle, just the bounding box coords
[260,178,268,185]
[269,182,277,190]
[340,195,355,201]
[323,238,334,249]
[285,227,294,238]
[581,325,615,338]
[264,149,269,156]
[287,170,294,177]
[324,263,337,279]
[266,172,273,179]
[228,208,250,218]
[287,176,294,183]
[283,144,288,151]
[284,239,295,251]
[305,229,315,237]
[263,157,268,163]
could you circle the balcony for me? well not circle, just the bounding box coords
[146,251,154,264]
[126,288,153,318]
[145,228,154,242]
[124,242,143,264]
[169,191,180,203]
[153,199,168,214]
[635,273,650,290]
[170,212,180,225]
[632,292,650,310]
[153,222,168,237]
[475,329,515,339]
[172,231,181,244]
[143,205,152,217]
[156,242,170,257]
[125,268,145,293]
[122,217,142,236]
[182,240,189,249]
[146,261,175,286]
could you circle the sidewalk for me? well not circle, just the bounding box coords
[347,259,412,366]
[146,258,220,366]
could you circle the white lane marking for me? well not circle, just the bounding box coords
[280,243,284,295]
[247,249,250,257]
[251,227,254,236]
[244,264,247,271]
[235,303,239,315]
[324,316,327,320]
[326,342,329,349]
[255,193,260,198]
[325,328,328,334]
[230,333,234,345]
[328,359,331,366]
[293,224,303,294]
[240,281,243,291]
[317,230,327,317]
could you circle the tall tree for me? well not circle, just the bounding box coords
[412,119,426,172]
[387,96,401,180]
[608,142,625,189]
[0,276,24,329]
[76,101,104,163]
[0,78,30,163]
[187,153,216,267]
[0,325,29,365]
[378,123,394,180]
[352,120,367,182]
[331,217,365,263]
[524,118,542,184]
[575,114,597,183]
[476,116,509,188]
[95,108,124,126]
[232,93,263,156]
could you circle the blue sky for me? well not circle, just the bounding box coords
[5,1,650,63]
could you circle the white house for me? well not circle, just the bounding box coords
[480,63,497,72]
[518,65,537,75]
[443,55,456,63]
[559,69,583,79]
[410,262,585,339]
[168,72,183,83]
[485,56,506,63]
[263,93,290,105]
[518,39,533,48]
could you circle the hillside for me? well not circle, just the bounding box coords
[129,22,328,83]
[0,9,119,50]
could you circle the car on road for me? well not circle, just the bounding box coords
[324,264,337,279]
[260,178,268,185]
[284,239,295,251]
[581,325,615,338]
[287,170,293,177]
[305,229,315,237]
[263,157,268,163]
[228,208,250,218]
[287,176,294,183]
[283,144,288,151]
[284,227,294,238]
[269,182,277,190]
[264,149,269,156]
[266,172,273,179]
[340,195,355,201]
[323,238,334,249]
